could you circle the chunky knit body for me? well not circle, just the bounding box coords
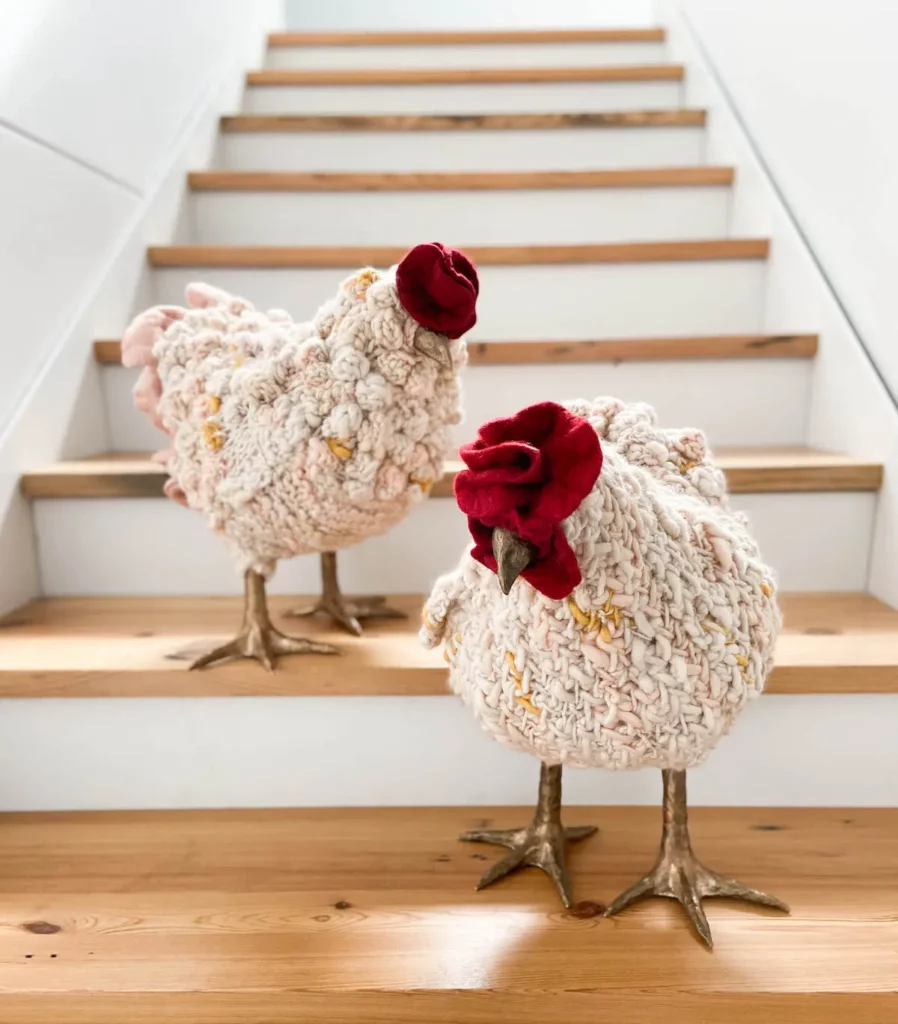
[421,398,780,771]
[125,268,465,576]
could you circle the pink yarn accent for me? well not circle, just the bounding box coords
[122,306,184,433]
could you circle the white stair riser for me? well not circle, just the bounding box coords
[219,128,707,173]
[152,261,767,338]
[102,360,810,453]
[32,491,874,596]
[266,42,668,70]
[242,80,683,115]
[189,188,731,246]
[1,694,895,811]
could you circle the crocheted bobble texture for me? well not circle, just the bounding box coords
[125,269,465,577]
[421,397,781,772]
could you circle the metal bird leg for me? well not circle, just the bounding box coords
[288,551,407,637]
[190,569,338,672]
[460,763,597,908]
[605,769,789,947]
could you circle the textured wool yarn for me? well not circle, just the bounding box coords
[122,255,469,578]
[421,397,780,771]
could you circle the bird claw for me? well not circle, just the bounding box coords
[189,625,337,672]
[288,594,407,638]
[605,847,789,948]
[460,821,597,909]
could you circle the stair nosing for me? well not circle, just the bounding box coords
[267,28,668,47]
[93,334,819,367]
[246,65,685,87]
[187,168,734,192]
[0,592,894,698]
[219,110,707,132]
[146,240,770,268]
[19,450,884,500]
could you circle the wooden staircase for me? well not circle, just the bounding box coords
[2,23,896,1022]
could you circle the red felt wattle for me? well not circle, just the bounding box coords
[395,242,479,340]
[455,402,603,599]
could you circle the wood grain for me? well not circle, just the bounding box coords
[714,447,884,493]
[187,167,734,192]
[246,65,685,86]
[465,334,819,363]
[93,334,819,367]
[0,805,894,1022]
[220,110,708,132]
[146,240,770,268]
[267,28,668,46]
[2,993,893,1024]
[0,592,895,697]
[19,449,883,500]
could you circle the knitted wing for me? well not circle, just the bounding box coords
[565,397,729,508]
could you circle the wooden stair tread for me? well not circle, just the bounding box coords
[0,592,895,698]
[147,240,770,268]
[0,804,894,1020]
[268,28,668,46]
[220,110,707,132]
[187,167,735,191]
[246,65,685,86]
[19,448,883,500]
[93,333,819,366]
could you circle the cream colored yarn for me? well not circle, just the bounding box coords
[128,267,466,576]
[421,398,780,771]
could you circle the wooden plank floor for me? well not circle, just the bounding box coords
[0,593,896,697]
[0,805,895,1022]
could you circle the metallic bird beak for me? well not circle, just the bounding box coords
[414,331,452,368]
[492,526,536,595]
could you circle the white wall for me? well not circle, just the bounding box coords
[0,0,284,614]
[285,0,655,30]
[668,0,898,604]
[674,0,898,405]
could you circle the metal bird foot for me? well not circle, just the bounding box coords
[289,552,407,637]
[289,593,407,638]
[190,569,338,672]
[605,770,789,947]
[605,843,789,948]
[460,764,597,908]
[189,624,337,672]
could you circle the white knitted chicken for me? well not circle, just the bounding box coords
[421,398,788,945]
[123,242,477,669]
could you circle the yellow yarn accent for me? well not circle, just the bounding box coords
[206,395,221,414]
[326,437,353,461]
[202,420,224,452]
[761,581,774,597]
[567,597,591,628]
[353,268,380,298]
[570,592,626,639]
[409,474,434,493]
[505,650,538,716]
[515,693,540,715]
[444,632,461,664]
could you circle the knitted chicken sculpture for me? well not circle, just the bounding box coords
[421,398,788,946]
[123,242,476,670]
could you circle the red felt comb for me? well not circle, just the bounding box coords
[395,242,479,340]
[455,402,604,599]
